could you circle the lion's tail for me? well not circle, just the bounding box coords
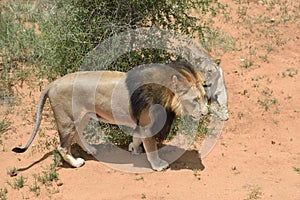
[12,88,49,153]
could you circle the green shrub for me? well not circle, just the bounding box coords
[0,1,40,99]
[36,0,225,78]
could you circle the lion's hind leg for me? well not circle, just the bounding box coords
[56,121,85,168]
[58,146,85,168]
[74,114,97,155]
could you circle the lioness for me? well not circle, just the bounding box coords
[13,64,208,171]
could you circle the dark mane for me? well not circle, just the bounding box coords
[169,62,198,79]
[129,83,176,142]
[125,64,175,120]
[125,63,201,142]
[125,64,178,141]
[169,62,204,85]
[129,83,174,121]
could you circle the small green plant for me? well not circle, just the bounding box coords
[36,169,59,186]
[253,83,260,88]
[259,54,269,63]
[257,97,277,111]
[8,175,26,190]
[237,6,248,18]
[282,68,298,78]
[135,176,144,181]
[245,185,262,200]
[261,87,273,97]
[274,108,280,114]
[7,167,18,177]
[51,150,63,169]
[36,150,61,186]
[293,166,300,173]
[0,119,11,135]
[241,59,254,68]
[0,188,8,200]
[281,71,286,78]
[238,112,244,119]
[29,178,40,196]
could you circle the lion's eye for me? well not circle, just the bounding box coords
[193,97,200,104]
[203,83,211,88]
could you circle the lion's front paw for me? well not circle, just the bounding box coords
[150,158,169,171]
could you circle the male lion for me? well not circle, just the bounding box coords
[13,64,208,171]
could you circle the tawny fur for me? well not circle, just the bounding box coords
[13,64,208,171]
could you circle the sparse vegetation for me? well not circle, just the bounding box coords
[261,87,273,97]
[274,108,280,114]
[29,178,41,196]
[0,188,8,200]
[7,175,26,190]
[238,112,244,119]
[282,68,298,78]
[0,119,11,135]
[237,6,248,18]
[35,170,58,187]
[245,185,262,200]
[253,83,260,88]
[7,167,18,177]
[0,1,40,100]
[167,115,209,142]
[205,29,237,54]
[36,132,59,153]
[135,176,144,181]
[293,166,300,173]
[257,97,278,111]
[256,86,279,112]
[83,119,133,147]
[34,150,61,186]
[241,59,254,69]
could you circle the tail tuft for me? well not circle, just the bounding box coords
[12,147,27,153]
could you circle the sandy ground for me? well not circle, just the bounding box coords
[0,0,299,199]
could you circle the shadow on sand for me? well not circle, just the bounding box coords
[17,143,205,173]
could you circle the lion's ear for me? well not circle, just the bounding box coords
[215,59,221,66]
